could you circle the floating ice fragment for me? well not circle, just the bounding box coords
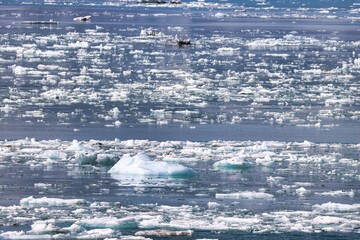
[76,216,138,229]
[214,216,262,231]
[68,41,89,48]
[75,152,98,165]
[140,28,163,37]
[0,231,53,239]
[77,229,115,239]
[216,47,239,56]
[296,187,310,197]
[75,152,119,166]
[315,190,355,198]
[215,191,274,200]
[313,202,360,212]
[255,154,274,166]
[214,12,228,18]
[30,221,59,234]
[135,229,193,237]
[96,154,120,166]
[34,183,52,189]
[40,150,67,161]
[67,140,97,151]
[207,202,221,209]
[118,236,151,240]
[213,157,252,170]
[108,153,195,177]
[312,216,346,225]
[267,176,284,187]
[109,107,120,119]
[12,65,31,76]
[20,196,86,207]
[114,120,122,127]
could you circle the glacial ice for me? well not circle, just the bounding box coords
[108,153,195,177]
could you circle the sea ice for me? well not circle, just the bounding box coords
[313,202,360,212]
[108,153,195,177]
[296,187,310,197]
[20,196,86,207]
[215,191,275,200]
[216,47,239,56]
[76,216,138,229]
[315,190,355,198]
[135,229,193,237]
[213,157,252,170]
[30,221,59,234]
[77,229,115,239]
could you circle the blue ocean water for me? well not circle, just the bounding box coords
[0,0,359,239]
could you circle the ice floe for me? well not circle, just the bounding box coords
[216,191,275,200]
[108,153,195,177]
[20,196,87,207]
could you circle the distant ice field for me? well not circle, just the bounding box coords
[0,4,359,141]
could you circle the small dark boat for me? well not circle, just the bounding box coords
[177,39,191,47]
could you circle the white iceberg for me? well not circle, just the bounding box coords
[108,153,195,177]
